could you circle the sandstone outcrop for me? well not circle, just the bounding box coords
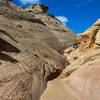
[25,4,49,13]
[40,60,100,100]
[0,0,76,53]
[2,0,100,100]
[0,0,77,100]
[40,19,100,100]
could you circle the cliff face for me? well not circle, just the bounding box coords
[0,0,76,53]
[1,1,100,100]
[40,19,100,100]
[0,0,76,100]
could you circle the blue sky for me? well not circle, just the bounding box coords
[12,0,100,34]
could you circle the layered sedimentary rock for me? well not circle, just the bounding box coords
[40,19,100,100]
[0,0,77,100]
[0,0,76,53]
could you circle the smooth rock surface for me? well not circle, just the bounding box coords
[40,60,100,100]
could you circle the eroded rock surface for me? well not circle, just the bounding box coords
[0,0,77,100]
[40,19,100,100]
[0,0,76,53]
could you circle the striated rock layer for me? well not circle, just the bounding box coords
[0,0,76,100]
[0,0,76,53]
[40,19,100,100]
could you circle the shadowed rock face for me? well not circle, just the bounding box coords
[0,0,77,100]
